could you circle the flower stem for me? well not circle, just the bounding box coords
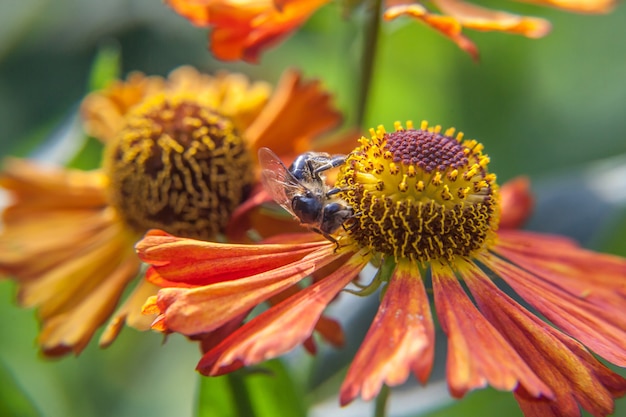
[228,371,257,417]
[356,0,383,127]
[374,384,390,417]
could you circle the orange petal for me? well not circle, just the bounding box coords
[99,279,160,347]
[166,0,212,25]
[245,69,342,158]
[0,159,142,356]
[196,253,368,375]
[432,0,551,38]
[266,275,346,348]
[339,261,435,405]
[148,243,340,335]
[499,176,534,230]
[0,158,107,214]
[384,4,480,60]
[496,230,626,296]
[80,72,165,143]
[136,229,330,287]
[37,254,140,356]
[207,0,330,62]
[461,260,626,416]
[488,234,626,366]
[521,0,615,14]
[432,262,551,398]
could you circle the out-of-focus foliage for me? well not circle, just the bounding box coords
[1,0,625,416]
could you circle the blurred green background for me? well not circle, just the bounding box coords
[1,0,625,416]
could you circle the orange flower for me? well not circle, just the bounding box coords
[0,66,349,357]
[166,0,614,62]
[138,121,626,416]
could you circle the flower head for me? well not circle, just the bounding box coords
[0,66,348,356]
[166,0,614,62]
[139,121,626,416]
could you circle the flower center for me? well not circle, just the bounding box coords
[337,121,500,263]
[103,93,254,240]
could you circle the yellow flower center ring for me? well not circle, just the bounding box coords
[337,121,500,263]
[103,93,254,240]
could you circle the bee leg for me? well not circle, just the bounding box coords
[325,186,351,197]
[313,155,346,176]
[312,226,341,251]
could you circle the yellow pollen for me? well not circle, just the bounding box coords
[337,121,500,263]
[103,94,254,240]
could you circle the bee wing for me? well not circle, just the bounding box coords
[258,147,306,216]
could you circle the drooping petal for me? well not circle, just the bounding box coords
[147,243,341,335]
[484,237,626,367]
[432,262,551,398]
[461,259,626,417]
[99,280,160,347]
[38,254,140,356]
[492,231,626,361]
[0,160,142,356]
[384,4,480,60]
[432,0,551,38]
[496,230,626,297]
[196,253,369,375]
[499,176,534,230]
[339,260,435,405]
[266,278,345,351]
[520,0,615,14]
[245,69,342,158]
[136,229,330,287]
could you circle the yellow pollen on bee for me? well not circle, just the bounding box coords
[337,120,500,263]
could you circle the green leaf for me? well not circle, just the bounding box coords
[65,135,104,170]
[196,360,307,417]
[87,41,121,92]
[0,360,40,417]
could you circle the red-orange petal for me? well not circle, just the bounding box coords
[339,261,435,405]
[461,259,626,417]
[148,243,339,335]
[136,229,329,287]
[521,0,615,14]
[166,0,212,25]
[499,176,534,230]
[432,0,551,38]
[432,262,551,398]
[487,233,626,367]
[196,253,368,375]
[207,0,329,62]
[245,69,342,158]
[383,4,479,60]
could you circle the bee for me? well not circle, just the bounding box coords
[258,147,353,243]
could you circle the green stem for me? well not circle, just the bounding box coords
[228,371,256,417]
[356,0,383,127]
[374,384,390,417]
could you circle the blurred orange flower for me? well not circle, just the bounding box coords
[139,122,626,416]
[166,0,614,61]
[0,66,349,357]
